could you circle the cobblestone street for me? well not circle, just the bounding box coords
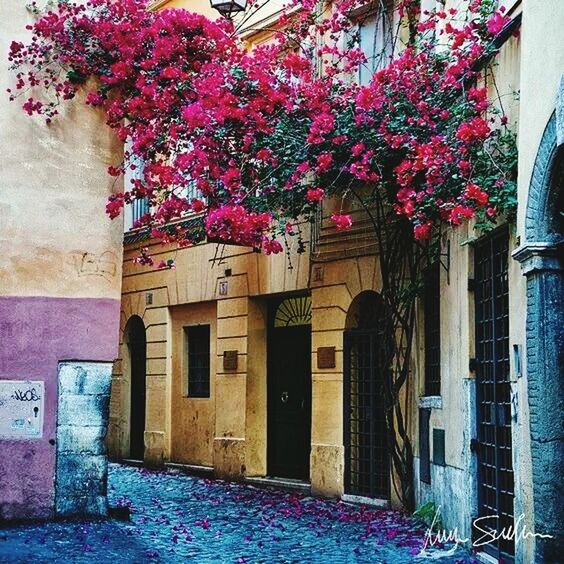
[0,464,474,563]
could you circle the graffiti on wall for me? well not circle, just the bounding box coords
[0,380,44,438]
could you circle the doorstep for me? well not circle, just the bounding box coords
[341,494,389,508]
[121,458,144,467]
[245,476,311,495]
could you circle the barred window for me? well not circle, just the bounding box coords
[424,262,441,396]
[186,325,210,398]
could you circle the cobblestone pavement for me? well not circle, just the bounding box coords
[0,464,475,563]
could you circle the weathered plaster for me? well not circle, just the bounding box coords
[0,4,124,299]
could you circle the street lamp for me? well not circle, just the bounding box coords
[210,0,247,19]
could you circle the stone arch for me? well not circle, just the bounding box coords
[524,112,564,242]
[514,110,564,561]
[345,290,385,330]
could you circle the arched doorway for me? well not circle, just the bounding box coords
[124,315,146,461]
[267,295,312,480]
[343,291,390,500]
[514,112,564,561]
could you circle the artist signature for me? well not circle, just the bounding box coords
[11,387,41,402]
[420,506,554,556]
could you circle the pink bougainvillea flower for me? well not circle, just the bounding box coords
[413,221,433,240]
[331,214,353,231]
[9,0,516,264]
[306,187,325,204]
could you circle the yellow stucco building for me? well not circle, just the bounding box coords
[107,2,564,562]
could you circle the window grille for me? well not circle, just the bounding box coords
[474,227,514,559]
[423,261,441,396]
[131,197,149,227]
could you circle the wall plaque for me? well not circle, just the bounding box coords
[0,380,44,439]
[223,350,238,371]
[219,281,228,296]
[317,346,336,369]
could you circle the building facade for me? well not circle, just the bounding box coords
[107,1,563,563]
[0,3,124,521]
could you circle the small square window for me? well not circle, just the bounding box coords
[185,325,210,398]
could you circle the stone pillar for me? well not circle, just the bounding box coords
[513,243,564,561]
[213,297,250,478]
[55,362,113,517]
[310,286,346,497]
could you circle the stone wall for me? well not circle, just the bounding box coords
[55,363,113,517]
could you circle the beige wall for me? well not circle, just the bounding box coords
[512,2,564,561]
[170,302,217,466]
[517,0,564,237]
[109,235,310,470]
[0,2,124,300]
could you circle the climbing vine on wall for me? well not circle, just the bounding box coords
[10,0,517,252]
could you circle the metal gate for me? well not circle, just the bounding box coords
[344,330,390,499]
[474,227,514,559]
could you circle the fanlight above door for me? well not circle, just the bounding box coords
[274,296,312,327]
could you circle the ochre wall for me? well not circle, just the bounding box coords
[109,234,310,476]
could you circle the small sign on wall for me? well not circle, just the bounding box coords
[317,347,336,369]
[223,350,238,371]
[0,380,44,439]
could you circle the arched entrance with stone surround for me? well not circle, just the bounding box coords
[513,111,563,561]
[343,290,391,501]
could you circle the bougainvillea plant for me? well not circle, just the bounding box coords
[9,0,517,255]
[10,0,518,509]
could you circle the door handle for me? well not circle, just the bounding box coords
[281,391,289,403]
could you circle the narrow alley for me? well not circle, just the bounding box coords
[0,464,472,563]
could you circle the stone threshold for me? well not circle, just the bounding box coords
[341,494,389,508]
[245,476,311,495]
[165,462,214,478]
[121,458,144,467]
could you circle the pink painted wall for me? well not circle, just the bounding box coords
[0,297,120,520]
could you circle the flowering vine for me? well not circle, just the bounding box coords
[9,0,518,255]
[9,0,520,511]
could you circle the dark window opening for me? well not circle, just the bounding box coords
[419,408,431,483]
[424,262,441,396]
[186,325,210,398]
[433,428,446,467]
